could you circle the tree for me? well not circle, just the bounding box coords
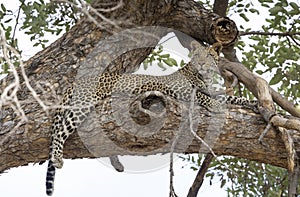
[0,0,300,196]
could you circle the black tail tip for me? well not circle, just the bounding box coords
[46,160,56,196]
[46,180,54,196]
[46,189,53,196]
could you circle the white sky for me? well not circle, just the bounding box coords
[1,0,299,196]
[0,157,227,197]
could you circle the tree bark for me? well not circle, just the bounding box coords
[0,0,297,174]
[0,102,294,173]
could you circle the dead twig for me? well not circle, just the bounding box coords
[258,123,272,145]
[169,131,179,197]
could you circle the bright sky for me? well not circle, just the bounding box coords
[0,157,228,197]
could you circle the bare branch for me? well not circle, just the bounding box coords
[258,123,272,145]
[0,25,25,122]
[169,142,179,197]
[11,1,22,48]
[187,153,214,197]
[271,115,300,132]
[240,31,300,46]
[239,31,300,37]
[279,127,295,172]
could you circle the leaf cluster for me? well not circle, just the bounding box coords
[234,0,300,104]
[182,154,294,196]
[0,3,21,73]
[20,0,80,47]
[0,0,80,49]
[142,45,185,71]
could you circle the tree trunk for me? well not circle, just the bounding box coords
[0,0,296,174]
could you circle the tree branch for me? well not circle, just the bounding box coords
[218,58,300,118]
[187,153,214,197]
[0,100,298,173]
[240,31,300,46]
[213,0,229,17]
[239,31,300,37]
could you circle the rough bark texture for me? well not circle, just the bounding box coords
[0,0,298,174]
[213,0,229,17]
[0,103,292,173]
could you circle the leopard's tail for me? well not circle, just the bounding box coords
[46,160,56,196]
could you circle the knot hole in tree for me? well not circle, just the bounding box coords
[129,92,167,126]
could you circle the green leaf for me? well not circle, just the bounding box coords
[169,58,178,66]
[149,55,155,62]
[290,9,300,15]
[269,72,283,85]
[206,172,215,178]
[190,166,198,171]
[261,3,270,8]
[239,13,249,22]
[180,59,185,67]
[1,3,6,12]
[220,179,226,188]
[269,6,283,15]
[249,8,259,14]
[160,54,170,58]
[157,62,166,71]
[290,2,299,11]
[163,59,174,67]
[157,49,163,54]
[143,62,148,70]
[4,18,12,23]
[255,70,263,75]
[255,45,267,52]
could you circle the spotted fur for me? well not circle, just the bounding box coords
[46,63,258,195]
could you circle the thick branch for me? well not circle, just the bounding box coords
[0,101,295,173]
[213,0,229,17]
[161,0,238,45]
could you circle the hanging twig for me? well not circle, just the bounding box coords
[258,123,272,145]
[169,131,180,197]
[186,88,239,196]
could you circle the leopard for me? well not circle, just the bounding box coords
[45,62,258,196]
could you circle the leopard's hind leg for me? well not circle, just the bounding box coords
[46,85,94,195]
